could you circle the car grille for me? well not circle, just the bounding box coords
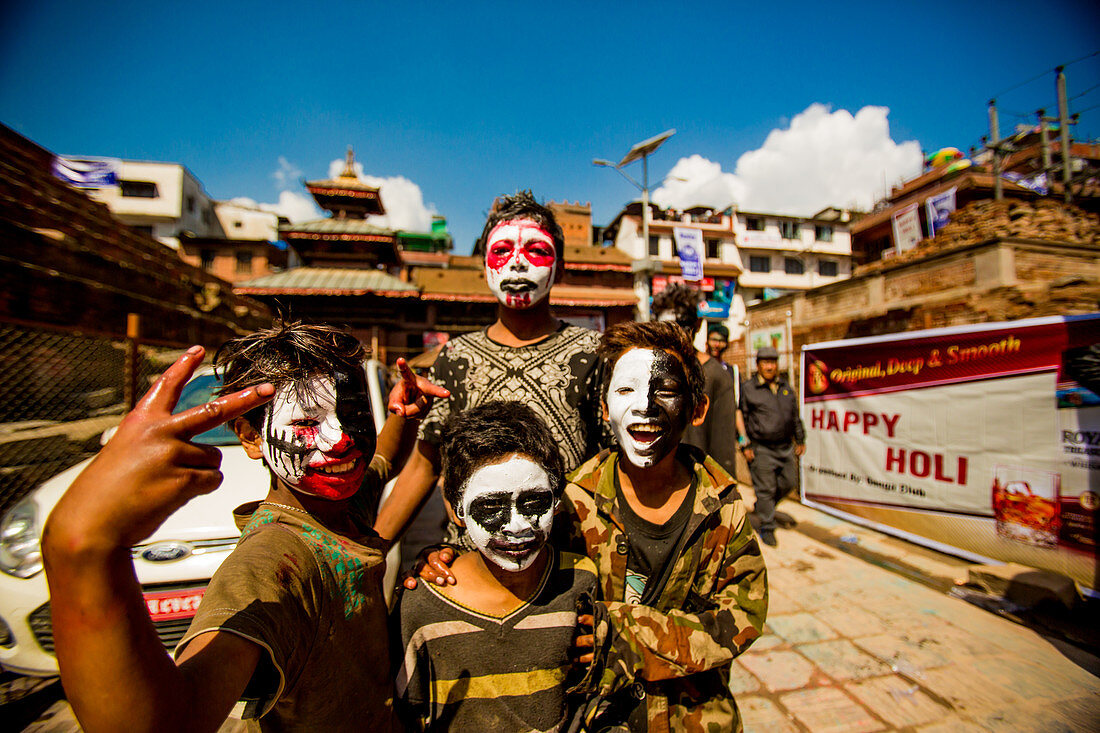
[29,581,206,654]
[130,537,239,560]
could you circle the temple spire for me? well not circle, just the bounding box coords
[340,146,357,179]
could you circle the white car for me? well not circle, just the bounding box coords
[0,361,400,677]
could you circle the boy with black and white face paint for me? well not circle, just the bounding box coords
[393,401,598,731]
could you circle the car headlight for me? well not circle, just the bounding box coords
[0,497,43,578]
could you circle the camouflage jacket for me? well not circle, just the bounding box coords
[559,447,767,733]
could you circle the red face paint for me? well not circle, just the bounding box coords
[485,218,557,309]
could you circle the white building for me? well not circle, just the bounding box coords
[603,202,852,339]
[79,160,223,249]
[735,207,853,305]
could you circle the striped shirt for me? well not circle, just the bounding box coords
[394,549,597,732]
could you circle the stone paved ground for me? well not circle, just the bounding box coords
[734,510,1100,732]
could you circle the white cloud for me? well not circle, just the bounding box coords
[230,192,320,224]
[327,158,436,232]
[653,104,923,215]
[272,156,303,190]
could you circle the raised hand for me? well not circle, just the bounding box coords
[387,357,449,420]
[45,346,274,553]
[403,545,457,589]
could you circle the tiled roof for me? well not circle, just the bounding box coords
[281,218,394,237]
[235,267,417,296]
[305,178,381,193]
[563,244,632,271]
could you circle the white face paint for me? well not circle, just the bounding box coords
[261,377,369,500]
[484,218,557,309]
[607,348,691,468]
[460,455,557,572]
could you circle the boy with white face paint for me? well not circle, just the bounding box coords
[393,401,598,732]
[43,322,447,733]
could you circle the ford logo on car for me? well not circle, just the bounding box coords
[140,542,192,562]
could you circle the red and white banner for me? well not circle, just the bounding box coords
[801,315,1100,590]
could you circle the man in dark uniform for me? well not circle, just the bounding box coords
[736,346,805,547]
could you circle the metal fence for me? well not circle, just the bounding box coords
[0,321,186,514]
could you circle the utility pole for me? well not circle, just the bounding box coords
[1056,65,1073,204]
[1037,109,1052,174]
[988,100,1003,201]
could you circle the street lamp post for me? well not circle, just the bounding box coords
[594,129,675,321]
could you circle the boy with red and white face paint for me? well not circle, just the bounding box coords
[378,191,609,560]
[43,322,448,733]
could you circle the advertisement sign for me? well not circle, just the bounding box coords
[750,326,788,369]
[891,203,922,253]
[801,315,1100,590]
[700,278,735,318]
[652,276,714,293]
[673,227,704,281]
[924,186,956,237]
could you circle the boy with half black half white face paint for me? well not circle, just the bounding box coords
[413,323,769,731]
[43,321,447,733]
[392,401,598,732]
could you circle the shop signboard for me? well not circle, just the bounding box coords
[800,315,1099,590]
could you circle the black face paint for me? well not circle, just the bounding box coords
[264,417,311,476]
[466,489,554,535]
[648,350,689,431]
[334,365,377,459]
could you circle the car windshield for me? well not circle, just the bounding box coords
[172,374,239,446]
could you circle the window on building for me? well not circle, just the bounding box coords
[749,255,771,273]
[119,180,159,198]
[648,235,660,257]
[199,250,215,271]
[745,217,765,231]
[819,260,838,277]
[779,220,799,240]
[235,250,253,274]
[784,257,805,275]
[815,225,833,242]
[705,238,720,259]
[186,196,196,213]
[233,220,243,228]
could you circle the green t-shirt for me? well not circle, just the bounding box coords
[176,489,399,732]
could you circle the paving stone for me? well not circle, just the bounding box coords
[738,650,817,692]
[767,612,839,644]
[915,716,989,732]
[844,674,951,727]
[919,664,1025,713]
[1049,694,1100,730]
[796,640,893,681]
[814,606,890,638]
[728,659,762,695]
[853,633,952,673]
[965,703,1080,732]
[738,695,801,733]
[964,654,1092,704]
[749,632,784,651]
[767,587,804,614]
[780,686,885,733]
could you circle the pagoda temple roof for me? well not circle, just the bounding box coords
[304,177,382,194]
[414,266,635,306]
[235,267,417,296]
[281,218,395,239]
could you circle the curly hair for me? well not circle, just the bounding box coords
[598,321,705,413]
[652,283,703,337]
[474,190,565,270]
[213,320,367,427]
[440,400,564,513]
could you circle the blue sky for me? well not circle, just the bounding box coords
[2,1,1097,253]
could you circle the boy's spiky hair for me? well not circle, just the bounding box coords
[440,400,564,512]
[598,320,705,413]
[213,320,367,427]
[475,190,566,269]
[651,283,703,337]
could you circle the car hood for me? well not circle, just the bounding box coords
[31,446,269,545]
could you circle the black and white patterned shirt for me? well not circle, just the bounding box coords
[419,324,607,473]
